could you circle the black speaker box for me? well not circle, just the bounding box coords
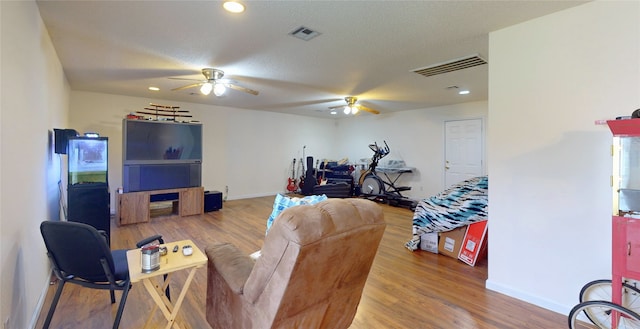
[53,128,78,154]
[204,191,223,212]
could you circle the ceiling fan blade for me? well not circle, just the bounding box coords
[171,82,203,92]
[168,77,205,82]
[357,105,380,115]
[226,83,259,96]
[328,104,346,110]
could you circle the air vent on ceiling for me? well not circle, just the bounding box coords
[412,54,487,77]
[289,26,321,41]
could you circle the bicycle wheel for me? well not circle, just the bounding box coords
[569,301,640,329]
[361,174,384,195]
[580,280,640,324]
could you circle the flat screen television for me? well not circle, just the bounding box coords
[122,119,203,192]
[122,119,202,165]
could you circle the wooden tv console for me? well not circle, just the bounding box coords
[116,187,204,226]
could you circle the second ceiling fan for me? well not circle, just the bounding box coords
[171,68,259,96]
[329,97,380,115]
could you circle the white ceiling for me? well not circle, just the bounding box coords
[36,0,588,118]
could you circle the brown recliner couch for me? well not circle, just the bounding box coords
[205,198,386,329]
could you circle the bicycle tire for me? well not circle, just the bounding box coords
[580,279,640,325]
[569,300,640,329]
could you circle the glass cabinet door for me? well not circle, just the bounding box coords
[67,137,108,185]
[612,134,640,216]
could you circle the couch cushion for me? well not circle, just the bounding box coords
[265,193,327,234]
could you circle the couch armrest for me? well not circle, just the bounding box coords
[206,243,254,294]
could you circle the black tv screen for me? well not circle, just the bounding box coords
[123,119,202,165]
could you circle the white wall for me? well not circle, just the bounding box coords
[69,93,486,210]
[487,0,640,314]
[336,101,488,199]
[69,91,339,207]
[0,1,70,328]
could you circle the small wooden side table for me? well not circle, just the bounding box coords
[126,239,207,329]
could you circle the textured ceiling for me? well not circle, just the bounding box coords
[36,0,588,118]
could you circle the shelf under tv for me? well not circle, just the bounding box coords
[116,186,204,226]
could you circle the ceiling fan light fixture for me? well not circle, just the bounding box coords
[200,82,213,95]
[223,1,245,13]
[327,96,380,116]
[213,83,226,96]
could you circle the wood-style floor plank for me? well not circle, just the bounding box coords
[35,195,569,328]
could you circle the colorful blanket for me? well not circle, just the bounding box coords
[405,176,488,251]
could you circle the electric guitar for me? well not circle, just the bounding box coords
[298,158,304,189]
[319,160,329,185]
[299,146,306,189]
[287,158,297,192]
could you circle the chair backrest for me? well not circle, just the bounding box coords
[40,221,115,282]
[244,198,386,328]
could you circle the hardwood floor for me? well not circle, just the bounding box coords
[35,195,569,328]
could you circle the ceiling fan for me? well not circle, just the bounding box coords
[170,68,259,96]
[328,97,380,115]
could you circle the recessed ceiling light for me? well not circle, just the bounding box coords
[458,90,470,95]
[223,1,245,13]
[330,110,337,115]
[148,86,160,91]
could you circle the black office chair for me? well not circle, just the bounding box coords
[39,221,165,329]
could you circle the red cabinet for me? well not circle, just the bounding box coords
[607,120,640,315]
[612,216,640,279]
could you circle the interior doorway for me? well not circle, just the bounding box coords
[444,119,484,188]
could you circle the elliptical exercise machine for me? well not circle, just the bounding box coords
[358,141,416,210]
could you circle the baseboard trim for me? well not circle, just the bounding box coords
[227,191,281,201]
[485,279,568,315]
[29,268,52,329]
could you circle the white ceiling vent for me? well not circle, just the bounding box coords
[289,26,321,41]
[412,54,487,77]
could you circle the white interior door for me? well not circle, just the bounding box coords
[445,119,484,188]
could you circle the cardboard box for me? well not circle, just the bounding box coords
[438,226,467,258]
[419,232,439,253]
[458,220,488,266]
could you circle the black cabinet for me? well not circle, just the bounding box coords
[68,184,110,243]
[66,136,110,242]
